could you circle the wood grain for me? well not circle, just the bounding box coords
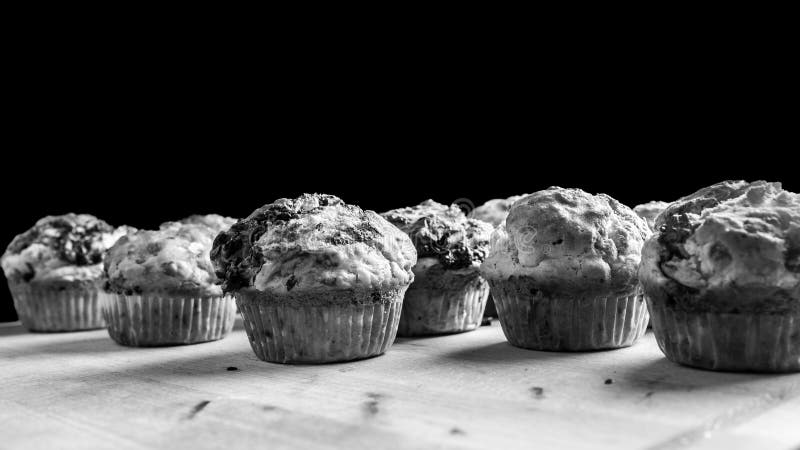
[1,320,799,450]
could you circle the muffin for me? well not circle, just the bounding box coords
[470,194,527,317]
[469,194,528,227]
[102,223,236,346]
[481,187,652,351]
[639,180,800,372]
[634,201,670,231]
[1,214,132,332]
[634,201,669,329]
[161,214,237,235]
[211,194,417,363]
[383,200,493,336]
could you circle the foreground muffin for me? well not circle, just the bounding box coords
[1,214,132,331]
[634,201,670,231]
[103,223,236,346]
[211,194,417,363]
[639,180,800,372]
[470,194,528,317]
[383,200,493,336]
[481,187,651,351]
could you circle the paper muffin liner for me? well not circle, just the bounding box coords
[236,286,407,364]
[101,293,236,346]
[7,280,105,332]
[397,272,490,336]
[648,300,800,373]
[489,278,649,351]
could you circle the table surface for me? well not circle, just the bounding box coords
[1,319,799,450]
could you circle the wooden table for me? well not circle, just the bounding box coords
[1,319,799,450]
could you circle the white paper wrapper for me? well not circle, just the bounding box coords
[490,278,649,351]
[648,299,800,373]
[102,293,236,346]
[397,272,489,336]
[236,286,406,364]
[8,281,105,332]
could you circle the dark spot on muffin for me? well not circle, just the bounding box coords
[450,427,466,435]
[604,378,613,385]
[709,243,732,268]
[786,245,800,272]
[146,242,163,255]
[226,366,239,371]
[285,275,298,291]
[551,238,563,245]
[22,269,35,282]
[530,387,545,398]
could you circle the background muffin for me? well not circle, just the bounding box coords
[1,214,132,331]
[634,201,670,231]
[481,187,651,350]
[161,214,236,235]
[639,180,800,372]
[469,194,528,227]
[634,200,670,328]
[469,194,527,317]
[211,193,417,363]
[102,223,236,346]
[383,200,493,336]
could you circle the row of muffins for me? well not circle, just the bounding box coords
[2,181,798,373]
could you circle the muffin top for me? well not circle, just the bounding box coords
[105,223,222,296]
[161,214,236,236]
[640,181,800,301]
[382,200,493,271]
[481,187,651,294]
[469,194,528,227]
[634,201,669,231]
[1,214,133,284]
[211,194,417,294]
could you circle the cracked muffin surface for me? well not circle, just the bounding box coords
[383,200,493,273]
[2,213,133,284]
[211,194,417,295]
[639,180,800,311]
[104,224,221,297]
[481,187,650,294]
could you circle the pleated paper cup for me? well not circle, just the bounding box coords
[648,299,800,373]
[235,286,407,364]
[101,292,236,347]
[397,271,489,336]
[7,280,105,332]
[489,278,649,351]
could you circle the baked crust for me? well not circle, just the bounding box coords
[634,201,669,231]
[2,213,132,283]
[639,180,800,311]
[211,194,417,294]
[104,224,222,297]
[382,200,493,271]
[469,194,528,227]
[481,187,650,295]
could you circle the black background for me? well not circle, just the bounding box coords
[2,40,795,321]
